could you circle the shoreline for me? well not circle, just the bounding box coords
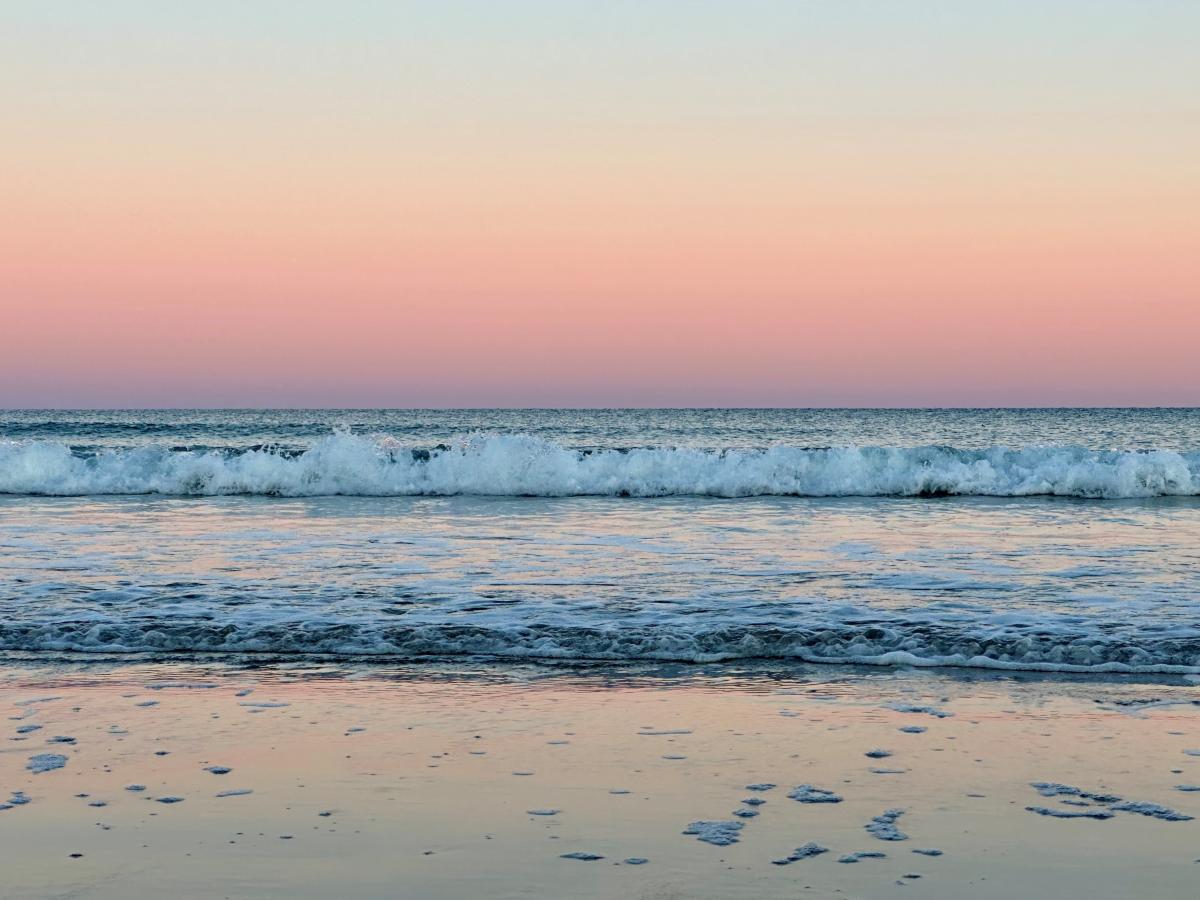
[5,650,1200,681]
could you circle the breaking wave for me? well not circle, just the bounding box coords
[2,433,1199,498]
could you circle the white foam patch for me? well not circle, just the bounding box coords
[889,704,954,718]
[682,820,743,846]
[866,808,908,841]
[26,753,67,773]
[787,785,843,804]
[1030,782,1121,803]
[1109,801,1193,821]
[1,791,31,810]
[839,851,887,863]
[772,842,828,865]
[1026,805,1114,819]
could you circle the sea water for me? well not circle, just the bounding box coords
[2,409,1198,673]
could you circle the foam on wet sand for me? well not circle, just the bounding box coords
[787,784,843,804]
[26,753,67,774]
[772,842,829,865]
[682,820,743,846]
[865,808,908,841]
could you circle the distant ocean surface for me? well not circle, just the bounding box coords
[2,409,1199,674]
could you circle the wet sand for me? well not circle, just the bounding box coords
[2,662,1198,899]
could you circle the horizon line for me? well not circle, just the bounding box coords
[3,405,1199,413]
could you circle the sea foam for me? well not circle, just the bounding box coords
[2,434,1198,498]
[3,617,1200,673]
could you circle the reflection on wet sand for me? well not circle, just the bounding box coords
[2,662,1197,899]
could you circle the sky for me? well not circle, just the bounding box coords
[2,1,1198,407]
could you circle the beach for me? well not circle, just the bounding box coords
[3,409,1200,897]
[4,660,1198,899]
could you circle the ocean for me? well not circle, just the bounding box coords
[2,408,1199,674]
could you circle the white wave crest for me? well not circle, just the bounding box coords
[1,433,1198,498]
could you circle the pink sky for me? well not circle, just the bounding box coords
[3,2,1198,406]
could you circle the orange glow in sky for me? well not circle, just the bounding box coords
[2,2,1197,406]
